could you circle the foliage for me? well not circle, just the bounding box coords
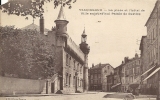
[0,26,57,79]
[0,0,76,18]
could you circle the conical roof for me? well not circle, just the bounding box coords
[56,5,66,20]
[82,28,87,37]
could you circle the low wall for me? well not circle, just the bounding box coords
[0,76,45,95]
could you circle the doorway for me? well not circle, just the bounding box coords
[75,77,77,92]
[51,83,54,93]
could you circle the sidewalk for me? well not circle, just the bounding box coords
[135,95,157,98]
[1,91,99,97]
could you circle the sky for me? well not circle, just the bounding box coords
[0,0,157,68]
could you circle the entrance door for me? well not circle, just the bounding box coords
[60,77,63,90]
[75,77,77,92]
[51,83,54,93]
[46,81,48,94]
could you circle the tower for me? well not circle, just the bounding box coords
[54,5,69,90]
[54,5,69,39]
[79,28,90,92]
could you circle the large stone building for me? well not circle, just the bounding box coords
[139,0,160,95]
[120,54,141,93]
[88,63,114,91]
[23,5,90,94]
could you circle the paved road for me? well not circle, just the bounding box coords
[0,92,156,100]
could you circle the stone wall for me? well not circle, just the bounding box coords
[0,76,45,95]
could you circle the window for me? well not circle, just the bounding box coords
[91,75,93,79]
[66,73,68,85]
[139,60,141,65]
[57,25,59,30]
[80,66,82,73]
[98,74,101,78]
[95,74,97,79]
[153,29,154,40]
[69,74,71,86]
[77,63,79,71]
[91,80,93,84]
[73,76,75,86]
[74,60,76,69]
[79,80,82,87]
[66,54,68,65]
[78,77,79,86]
[69,57,71,67]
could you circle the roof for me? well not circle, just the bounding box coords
[145,0,158,26]
[91,63,112,69]
[56,5,66,20]
[21,23,50,32]
[114,63,124,69]
[82,28,87,36]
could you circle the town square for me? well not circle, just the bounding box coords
[0,0,160,100]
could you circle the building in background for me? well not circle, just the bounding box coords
[89,63,114,91]
[111,63,123,92]
[121,54,141,93]
[106,72,114,92]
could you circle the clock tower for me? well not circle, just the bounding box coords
[80,28,90,92]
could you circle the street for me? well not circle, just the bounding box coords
[0,92,156,100]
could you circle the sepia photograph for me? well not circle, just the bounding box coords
[0,0,160,100]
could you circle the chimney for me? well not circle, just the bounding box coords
[92,63,94,68]
[124,57,128,63]
[99,63,101,67]
[40,15,44,34]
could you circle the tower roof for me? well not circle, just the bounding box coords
[56,5,66,20]
[82,28,87,36]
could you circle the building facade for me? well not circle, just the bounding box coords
[139,0,160,96]
[38,5,90,94]
[106,73,114,92]
[102,64,114,92]
[89,63,114,91]
[111,64,123,92]
[121,54,141,93]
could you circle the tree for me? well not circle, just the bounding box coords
[0,0,76,18]
[0,26,59,79]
